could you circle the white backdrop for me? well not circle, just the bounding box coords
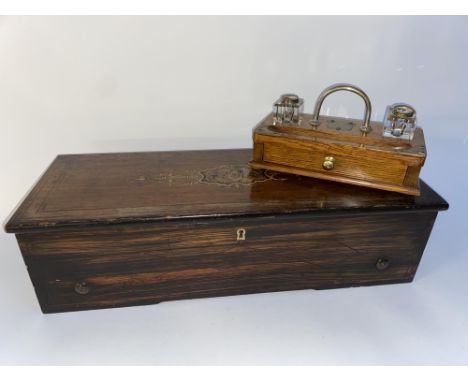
[0,16,467,365]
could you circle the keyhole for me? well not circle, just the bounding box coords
[237,228,246,241]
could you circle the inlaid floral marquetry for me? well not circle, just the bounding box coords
[199,165,288,188]
[133,165,289,188]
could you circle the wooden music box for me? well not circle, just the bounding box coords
[4,149,447,313]
[250,83,426,195]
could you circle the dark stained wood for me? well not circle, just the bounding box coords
[4,149,448,313]
[5,149,446,233]
[17,211,438,313]
[250,113,427,195]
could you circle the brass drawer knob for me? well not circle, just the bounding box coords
[322,156,335,170]
[74,282,90,295]
[375,258,390,271]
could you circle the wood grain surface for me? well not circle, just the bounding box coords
[4,149,448,313]
[17,211,437,313]
[5,149,446,233]
[251,113,426,195]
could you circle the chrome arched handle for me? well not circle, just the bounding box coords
[309,83,372,133]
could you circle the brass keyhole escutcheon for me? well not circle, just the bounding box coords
[75,282,90,295]
[237,228,246,241]
[322,156,335,170]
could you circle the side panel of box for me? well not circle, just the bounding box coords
[16,211,437,313]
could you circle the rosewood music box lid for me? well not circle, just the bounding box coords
[5,149,448,234]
